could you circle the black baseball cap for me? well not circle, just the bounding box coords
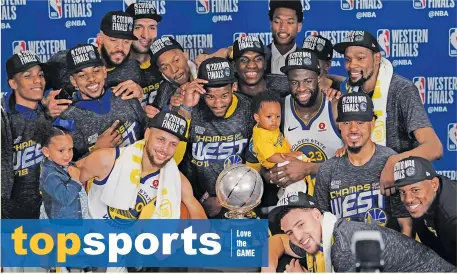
[280,49,320,74]
[334,30,380,54]
[268,0,303,23]
[66,44,104,74]
[150,36,183,66]
[100,11,137,40]
[125,2,162,22]
[394,156,438,187]
[269,192,317,231]
[198,57,236,87]
[6,51,49,79]
[336,92,375,123]
[232,35,265,60]
[302,35,333,61]
[147,111,188,142]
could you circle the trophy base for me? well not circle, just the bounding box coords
[224,211,258,219]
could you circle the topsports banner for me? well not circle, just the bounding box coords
[1,0,456,176]
[1,219,268,267]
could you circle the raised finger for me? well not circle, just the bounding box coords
[113,134,123,145]
[106,120,120,134]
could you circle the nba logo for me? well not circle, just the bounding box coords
[413,77,426,104]
[449,28,457,57]
[377,29,390,57]
[341,0,354,10]
[447,123,457,151]
[196,0,210,14]
[48,0,63,19]
[12,41,26,54]
[233,32,247,41]
[413,0,426,9]
[305,30,319,37]
[87,38,97,46]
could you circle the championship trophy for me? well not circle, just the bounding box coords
[216,164,264,219]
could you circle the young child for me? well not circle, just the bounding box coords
[37,123,89,219]
[250,92,311,198]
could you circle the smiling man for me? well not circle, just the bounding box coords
[126,2,164,107]
[178,57,255,218]
[263,192,455,272]
[394,156,456,265]
[267,0,303,75]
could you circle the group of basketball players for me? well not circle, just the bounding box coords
[2,0,455,272]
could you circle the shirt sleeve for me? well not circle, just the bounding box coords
[252,128,278,169]
[399,84,433,137]
[314,162,332,212]
[42,174,82,206]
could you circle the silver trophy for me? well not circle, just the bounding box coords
[216,164,264,219]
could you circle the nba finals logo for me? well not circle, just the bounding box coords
[48,0,63,19]
[450,28,457,57]
[448,123,457,151]
[377,29,390,57]
[413,0,426,8]
[233,32,246,41]
[196,0,210,14]
[413,77,426,104]
[305,30,319,37]
[341,0,354,10]
[12,41,27,54]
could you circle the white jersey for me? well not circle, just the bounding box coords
[283,94,342,194]
[88,147,163,220]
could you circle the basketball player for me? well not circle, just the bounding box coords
[97,11,144,101]
[233,35,290,98]
[266,0,303,74]
[2,51,51,220]
[265,50,342,197]
[126,2,164,107]
[149,36,197,113]
[333,30,443,196]
[56,44,146,160]
[314,92,410,234]
[178,57,255,218]
[264,192,456,272]
[78,110,206,220]
[394,156,456,265]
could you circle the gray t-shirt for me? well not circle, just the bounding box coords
[380,74,432,153]
[314,144,409,227]
[331,219,456,272]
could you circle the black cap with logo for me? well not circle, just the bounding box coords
[280,49,320,74]
[147,111,188,141]
[66,44,104,74]
[269,192,317,231]
[393,156,438,188]
[100,11,137,40]
[336,92,375,123]
[302,34,333,61]
[126,2,162,22]
[232,35,265,60]
[198,57,236,87]
[334,30,380,54]
[149,36,184,66]
[6,51,49,79]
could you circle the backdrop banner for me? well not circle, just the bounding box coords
[1,0,455,176]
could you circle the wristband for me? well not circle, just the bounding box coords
[180,104,193,111]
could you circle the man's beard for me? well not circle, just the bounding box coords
[101,45,130,68]
[347,145,362,154]
[348,67,374,87]
[146,148,171,169]
[292,83,320,108]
